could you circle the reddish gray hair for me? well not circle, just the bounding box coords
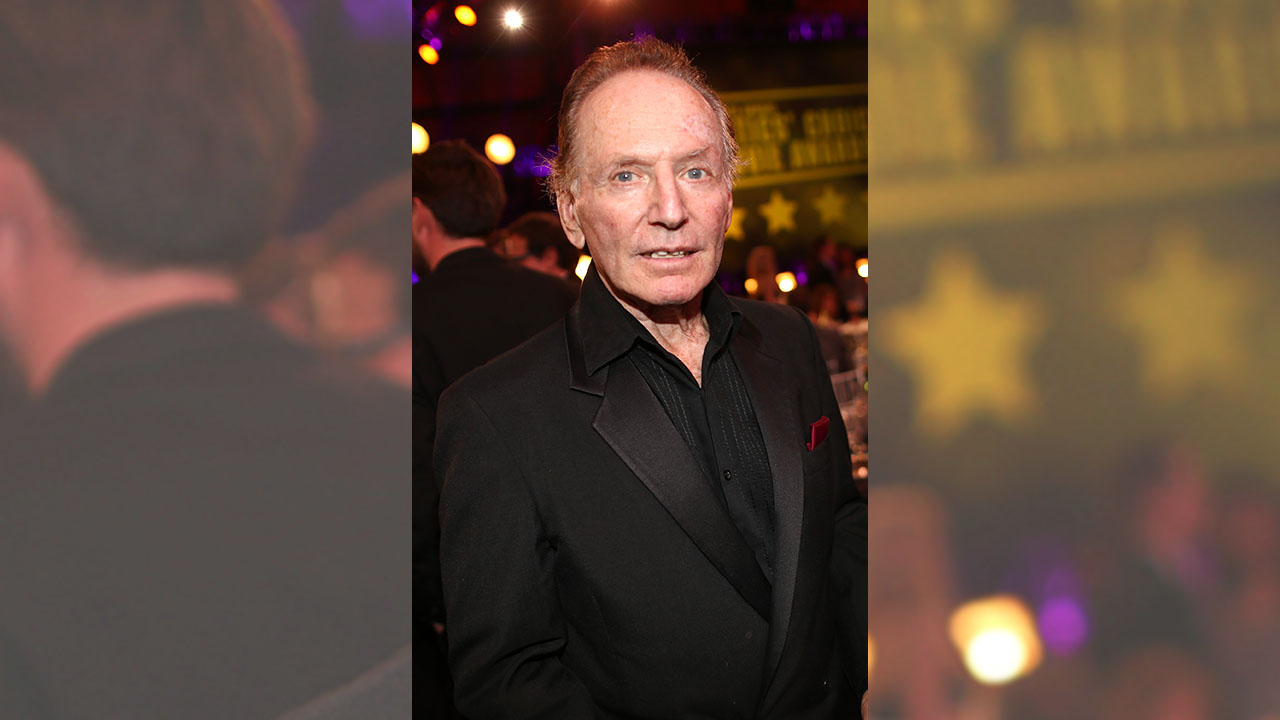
[548,36,740,201]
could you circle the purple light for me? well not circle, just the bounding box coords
[1038,596,1088,654]
[799,22,813,41]
[531,145,557,178]
[796,270,809,286]
[412,270,420,284]
[429,37,442,50]
[829,14,845,39]
[513,145,556,179]
[343,0,410,39]
[513,146,540,178]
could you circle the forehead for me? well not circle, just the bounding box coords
[574,70,720,164]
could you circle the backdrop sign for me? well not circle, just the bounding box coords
[721,85,867,254]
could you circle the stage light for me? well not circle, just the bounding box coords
[744,278,759,295]
[412,123,429,154]
[867,635,876,677]
[857,257,868,278]
[455,5,477,26]
[575,255,593,280]
[418,44,439,64]
[485,133,516,165]
[503,8,523,29]
[776,272,797,293]
[949,595,1043,685]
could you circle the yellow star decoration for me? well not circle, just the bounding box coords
[883,248,1046,439]
[1111,223,1259,399]
[725,208,747,241]
[812,184,848,226]
[758,190,797,235]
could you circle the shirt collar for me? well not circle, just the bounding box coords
[576,265,740,376]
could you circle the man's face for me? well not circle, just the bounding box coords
[558,70,732,316]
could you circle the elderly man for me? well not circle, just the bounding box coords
[435,37,866,718]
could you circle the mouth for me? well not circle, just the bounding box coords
[640,249,696,259]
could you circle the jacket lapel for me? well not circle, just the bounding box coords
[730,316,806,686]
[591,357,774,621]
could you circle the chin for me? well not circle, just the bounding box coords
[641,277,707,308]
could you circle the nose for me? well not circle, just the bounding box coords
[647,165,688,231]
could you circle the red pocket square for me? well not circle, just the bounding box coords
[807,416,829,451]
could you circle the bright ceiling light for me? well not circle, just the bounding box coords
[949,595,1043,686]
[454,5,477,26]
[412,123,429,154]
[776,272,797,293]
[484,133,516,165]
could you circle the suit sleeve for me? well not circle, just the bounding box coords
[799,311,868,698]
[434,386,605,720]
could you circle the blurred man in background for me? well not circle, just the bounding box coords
[0,2,408,717]
[499,210,583,294]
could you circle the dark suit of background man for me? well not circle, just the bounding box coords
[412,140,577,716]
[435,37,867,719]
[0,2,407,717]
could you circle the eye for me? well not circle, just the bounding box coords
[614,170,635,182]
[686,168,707,180]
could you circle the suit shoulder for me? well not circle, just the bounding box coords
[438,318,568,408]
[730,296,813,339]
[415,256,573,308]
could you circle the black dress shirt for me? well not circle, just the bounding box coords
[578,270,778,584]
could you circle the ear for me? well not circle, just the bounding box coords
[411,197,431,242]
[722,190,735,237]
[556,191,587,251]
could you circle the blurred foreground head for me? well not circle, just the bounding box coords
[0,0,315,270]
[0,1,315,392]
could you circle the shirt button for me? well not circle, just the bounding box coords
[723,470,732,482]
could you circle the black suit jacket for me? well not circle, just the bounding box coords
[413,247,576,621]
[435,282,867,719]
[0,305,408,719]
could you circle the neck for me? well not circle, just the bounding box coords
[615,286,711,384]
[20,268,238,396]
[427,237,487,271]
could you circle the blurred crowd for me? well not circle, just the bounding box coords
[869,442,1280,720]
